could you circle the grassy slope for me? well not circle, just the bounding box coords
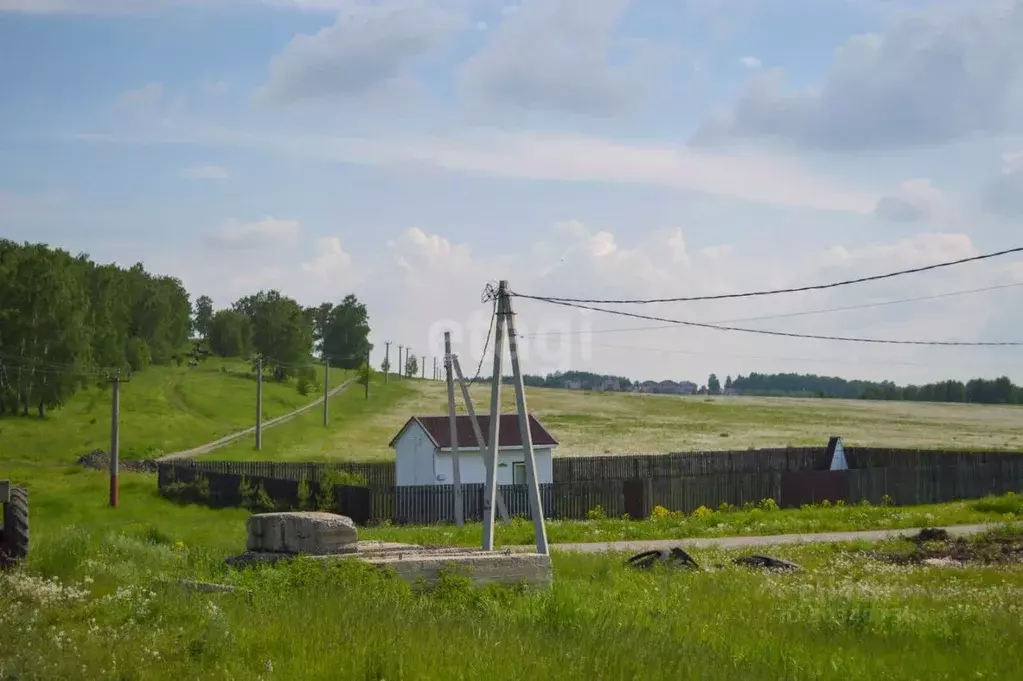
[213,378,1023,461]
[0,358,351,468]
[210,377,419,462]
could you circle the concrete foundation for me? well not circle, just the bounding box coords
[226,539,552,588]
[354,543,552,588]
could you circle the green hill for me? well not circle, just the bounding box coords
[1,357,351,469]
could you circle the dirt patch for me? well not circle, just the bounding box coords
[871,528,1023,567]
[76,449,158,474]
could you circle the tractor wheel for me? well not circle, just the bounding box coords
[0,486,29,568]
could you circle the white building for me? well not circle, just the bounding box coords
[389,414,558,486]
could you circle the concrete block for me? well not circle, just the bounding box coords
[246,512,358,554]
[359,551,553,589]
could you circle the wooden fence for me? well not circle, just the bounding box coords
[155,447,1023,525]
[162,459,395,488]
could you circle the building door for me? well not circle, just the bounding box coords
[512,462,526,485]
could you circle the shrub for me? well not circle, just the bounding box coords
[314,469,365,512]
[691,505,714,519]
[759,498,779,512]
[297,473,312,510]
[125,336,151,372]
[254,483,276,512]
[296,376,312,396]
[650,505,682,521]
[586,505,606,520]
[238,476,256,509]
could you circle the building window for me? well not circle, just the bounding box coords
[512,462,526,485]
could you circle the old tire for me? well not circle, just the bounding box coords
[0,486,29,568]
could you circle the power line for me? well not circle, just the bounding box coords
[519,296,1023,346]
[468,297,498,384]
[579,340,1023,369]
[510,245,1023,305]
[519,281,1023,340]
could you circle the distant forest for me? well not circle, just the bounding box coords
[0,239,373,417]
[482,369,1023,406]
[730,372,1023,405]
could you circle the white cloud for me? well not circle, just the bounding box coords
[115,82,164,112]
[737,56,761,69]
[300,236,355,283]
[95,124,875,212]
[135,216,1023,385]
[693,2,1023,150]
[459,0,649,117]
[206,216,301,250]
[983,155,1023,216]
[0,0,346,13]
[181,164,229,180]
[254,1,466,105]
[873,178,949,222]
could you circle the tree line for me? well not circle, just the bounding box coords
[0,239,372,417]
[729,372,1023,405]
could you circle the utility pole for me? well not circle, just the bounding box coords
[365,349,370,400]
[384,341,391,383]
[445,332,464,527]
[421,355,425,380]
[433,356,438,381]
[398,345,404,380]
[255,356,263,450]
[482,288,506,551]
[453,353,510,522]
[323,354,329,427]
[503,281,548,556]
[108,369,126,508]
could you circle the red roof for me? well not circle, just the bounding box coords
[389,414,558,450]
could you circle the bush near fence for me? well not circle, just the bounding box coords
[158,464,373,524]
[156,446,1023,525]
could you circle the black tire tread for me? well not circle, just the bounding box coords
[0,486,29,568]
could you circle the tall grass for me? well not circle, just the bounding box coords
[3,526,1022,680]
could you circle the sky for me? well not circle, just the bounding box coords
[2,0,1023,386]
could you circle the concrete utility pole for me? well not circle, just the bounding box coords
[108,370,126,508]
[482,288,506,551]
[421,355,426,380]
[384,341,391,383]
[503,281,549,556]
[365,349,370,400]
[398,345,404,380]
[453,354,510,523]
[323,355,329,427]
[433,356,438,381]
[444,332,464,527]
[255,356,263,450]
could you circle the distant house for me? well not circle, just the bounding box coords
[678,381,698,395]
[601,377,621,392]
[564,379,583,390]
[389,415,558,486]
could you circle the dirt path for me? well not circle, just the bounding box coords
[506,523,1005,554]
[156,379,355,462]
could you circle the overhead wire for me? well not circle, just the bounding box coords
[509,245,1023,305]
[466,296,498,384]
[517,296,1023,346]
[517,281,1023,340]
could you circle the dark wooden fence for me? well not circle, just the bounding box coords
[156,447,1023,525]
[161,459,395,488]
[158,463,374,524]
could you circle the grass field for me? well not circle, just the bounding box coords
[5,363,1022,468]
[216,378,1023,461]
[3,512,1022,680]
[0,358,352,468]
